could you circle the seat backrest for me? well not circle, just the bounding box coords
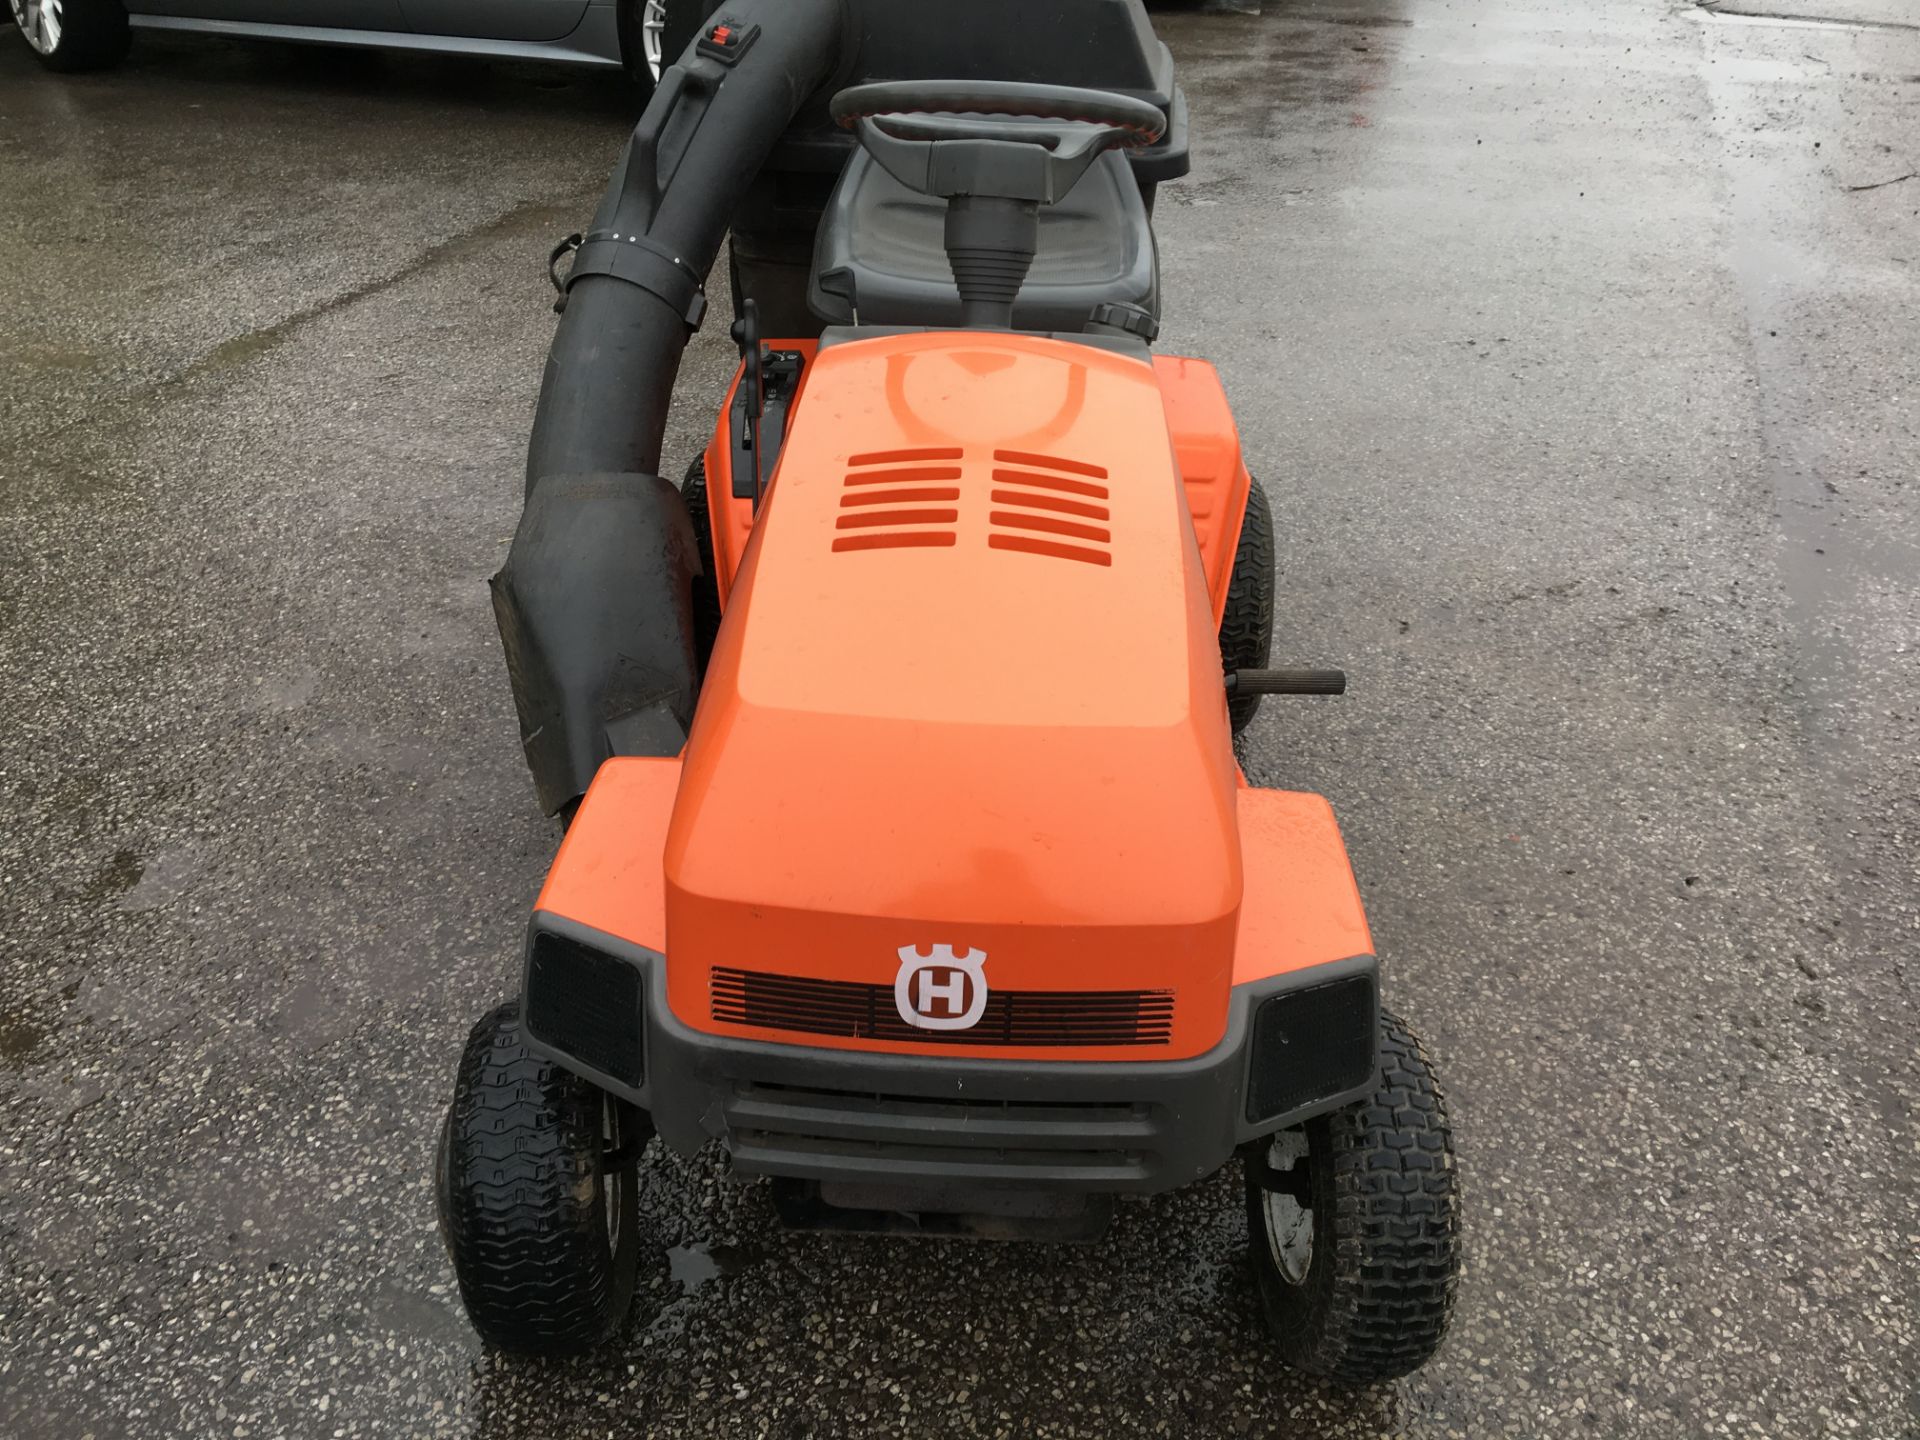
[809,150,1158,331]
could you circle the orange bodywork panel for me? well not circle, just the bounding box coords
[1231,788,1373,987]
[704,345,1252,624]
[1153,354,1255,626]
[523,330,1376,1067]
[675,332,1240,1060]
[537,760,1374,1038]
[537,756,680,953]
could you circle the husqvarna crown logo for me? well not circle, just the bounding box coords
[894,945,989,1030]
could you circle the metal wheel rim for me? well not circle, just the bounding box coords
[640,0,668,81]
[1260,1130,1314,1286]
[601,1095,626,1256]
[13,0,63,54]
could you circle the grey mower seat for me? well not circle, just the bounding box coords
[808,148,1158,331]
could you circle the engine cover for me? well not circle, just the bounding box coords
[665,332,1242,1060]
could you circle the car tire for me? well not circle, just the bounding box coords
[617,0,712,104]
[10,0,131,72]
[1220,475,1275,734]
[437,1001,647,1355]
[1244,1007,1460,1384]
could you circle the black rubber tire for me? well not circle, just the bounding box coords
[12,0,131,72]
[1220,477,1275,734]
[437,1002,645,1355]
[1244,1008,1460,1384]
[680,456,724,677]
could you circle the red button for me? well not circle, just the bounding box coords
[711,23,732,42]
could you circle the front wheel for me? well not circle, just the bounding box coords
[10,0,130,72]
[1245,1007,1460,1383]
[679,456,723,676]
[437,1002,648,1354]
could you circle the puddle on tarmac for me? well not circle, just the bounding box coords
[79,848,144,907]
[1696,5,1920,35]
[664,1241,759,1295]
[0,1008,50,1067]
[12,457,124,506]
[14,344,99,370]
[0,980,81,1068]
[118,847,203,913]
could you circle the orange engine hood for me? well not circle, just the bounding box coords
[664,333,1244,1059]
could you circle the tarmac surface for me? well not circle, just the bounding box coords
[2,0,1918,1435]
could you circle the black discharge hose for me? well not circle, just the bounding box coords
[526,0,849,490]
[496,0,850,816]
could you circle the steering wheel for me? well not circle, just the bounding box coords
[830,80,1168,204]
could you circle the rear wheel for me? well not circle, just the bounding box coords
[680,457,723,676]
[437,1002,647,1355]
[1245,1008,1460,1383]
[10,0,130,72]
[1220,477,1275,734]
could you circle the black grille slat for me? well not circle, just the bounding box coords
[728,1134,1147,1185]
[714,977,1167,1005]
[721,1082,1160,1185]
[727,1094,1157,1148]
[712,967,1174,1047]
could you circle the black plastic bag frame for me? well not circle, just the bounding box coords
[501,0,850,815]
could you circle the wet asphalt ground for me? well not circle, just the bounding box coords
[3,0,1918,1435]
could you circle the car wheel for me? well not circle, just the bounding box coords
[617,0,711,102]
[10,0,131,72]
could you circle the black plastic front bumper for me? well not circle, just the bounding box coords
[522,915,1379,1195]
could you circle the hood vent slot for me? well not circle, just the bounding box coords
[834,449,965,553]
[989,451,1112,567]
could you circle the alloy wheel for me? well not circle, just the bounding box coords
[640,0,668,80]
[12,0,64,54]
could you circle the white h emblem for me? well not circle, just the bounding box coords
[894,945,989,1031]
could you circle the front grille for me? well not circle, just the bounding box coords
[711,967,1174,1048]
[724,1081,1158,1186]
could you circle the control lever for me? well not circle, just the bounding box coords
[730,298,765,504]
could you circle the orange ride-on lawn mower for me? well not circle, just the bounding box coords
[439,0,1460,1385]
